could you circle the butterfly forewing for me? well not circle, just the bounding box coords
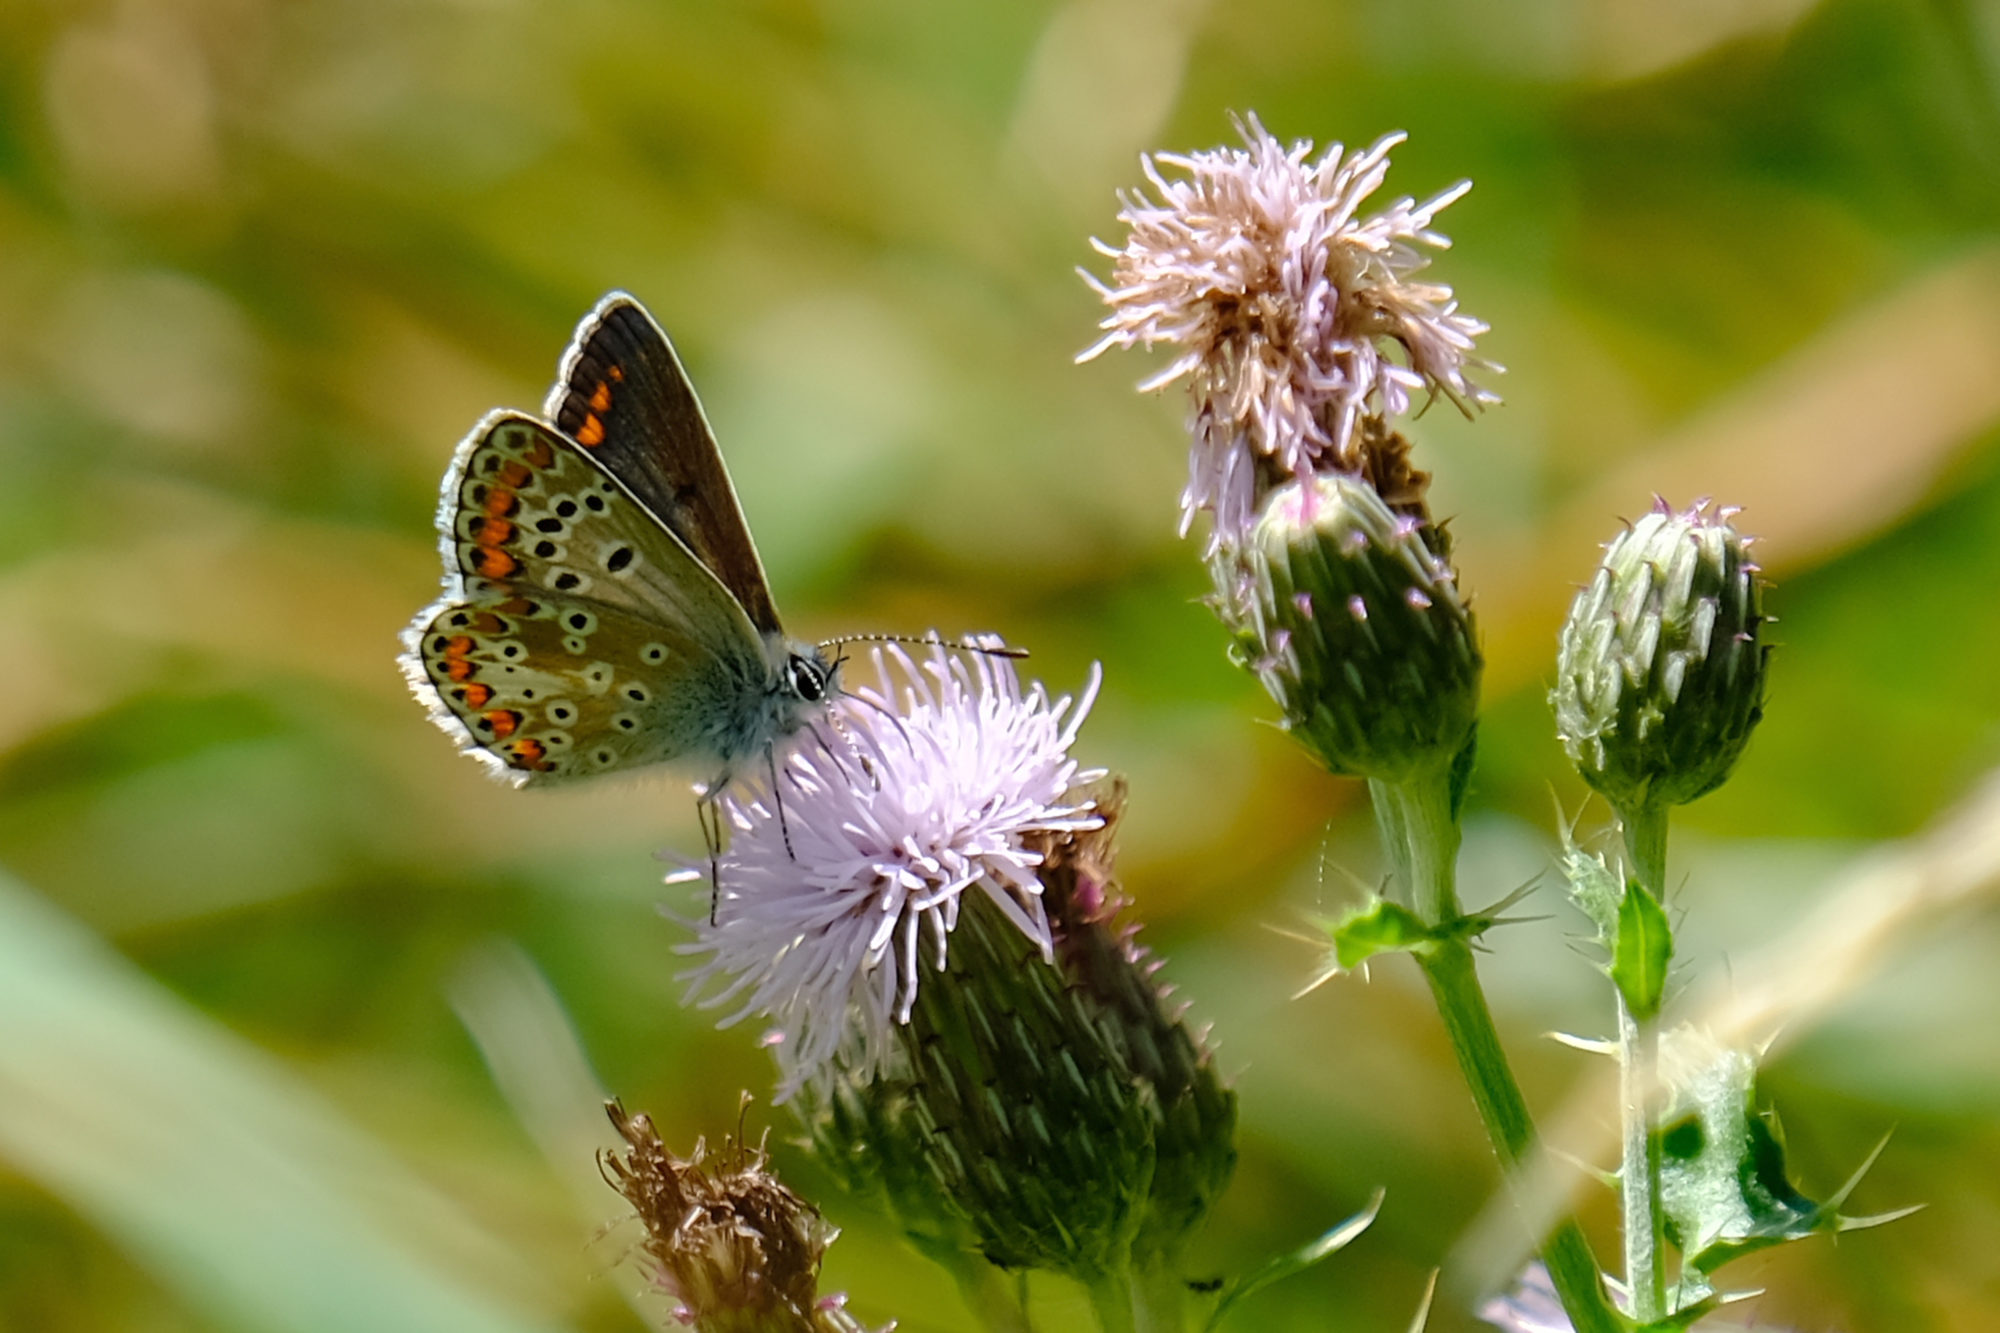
[545,294,784,636]
[401,411,771,785]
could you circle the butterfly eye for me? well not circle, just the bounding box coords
[787,655,827,702]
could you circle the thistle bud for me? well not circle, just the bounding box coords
[1217,472,1481,782]
[1553,501,1768,812]
[806,790,1235,1283]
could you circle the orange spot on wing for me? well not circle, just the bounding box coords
[588,381,613,412]
[467,612,506,634]
[522,436,555,468]
[441,635,478,681]
[483,488,519,519]
[575,414,604,447]
[474,548,519,578]
[496,461,532,488]
[508,738,551,771]
[459,682,492,707]
[608,364,624,382]
[496,597,536,615]
[485,709,521,740]
[475,518,514,548]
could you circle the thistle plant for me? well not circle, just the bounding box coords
[596,114,1911,1333]
[1079,114,1907,1333]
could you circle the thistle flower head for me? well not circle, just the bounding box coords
[1080,113,1499,548]
[807,786,1237,1281]
[682,645,1104,1101]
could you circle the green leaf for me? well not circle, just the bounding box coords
[1555,815,1622,939]
[1204,1189,1383,1330]
[1330,900,1437,969]
[1656,1029,1917,1275]
[1610,879,1673,1019]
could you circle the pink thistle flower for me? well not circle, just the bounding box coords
[1080,114,1499,549]
[681,645,1105,1101]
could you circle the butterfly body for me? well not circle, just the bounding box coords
[401,297,836,789]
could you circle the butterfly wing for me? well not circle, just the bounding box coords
[400,411,774,786]
[544,293,785,637]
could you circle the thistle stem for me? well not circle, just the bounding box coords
[1085,1261,1186,1333]
[1370,772,1461,921]
[1619,800,1672,1325]
[943,1253,1034,1333]
[1135,1262,1187,1333]
[1086,1274,1137,1333]
[1371,775,1622,1333]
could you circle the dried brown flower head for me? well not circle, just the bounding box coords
[600,1100,845,1332]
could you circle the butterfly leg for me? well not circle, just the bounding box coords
[765,745,798,863]
[696,793,724,926]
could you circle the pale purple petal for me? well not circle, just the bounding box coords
[680,646,1106,1100]
[1081,113,1501,550]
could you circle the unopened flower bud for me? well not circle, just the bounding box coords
[1553,501,1768,812]
[1218,473,1481,782]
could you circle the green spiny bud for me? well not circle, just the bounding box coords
[1216,473,1481,782]
[1553,500,1768,813]
[1030,782,1236,1266]
[805,790,1234,1283]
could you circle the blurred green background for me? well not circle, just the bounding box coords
[3,0,1999,1329]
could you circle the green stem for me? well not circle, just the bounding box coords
[1418,943,1622,1333]
[1616,991,1663,1325]
[1086,1274,1136,1333]
[1369,773,1461,922]
[1131,1262,1186,1333]
[1619,801,1671,1324]
[1372,774,1623,1333]
[1622,801,1668,899]
[943,1253,1033,1333]
[1085,1263,1185,1333]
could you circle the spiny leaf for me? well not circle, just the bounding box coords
[1555,814,1622,939]
[1203,1189,1383,1330]
[1656,1029,1915,1275]
[1330,900,1436,970]
[1610,879,1672,1019]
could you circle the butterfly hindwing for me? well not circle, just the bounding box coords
[400,410,775,786]
[545,294,784,636]
[403,580,757,784]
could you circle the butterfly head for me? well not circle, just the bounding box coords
[783,643,839,707]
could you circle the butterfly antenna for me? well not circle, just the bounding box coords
[820,631,1029,660]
